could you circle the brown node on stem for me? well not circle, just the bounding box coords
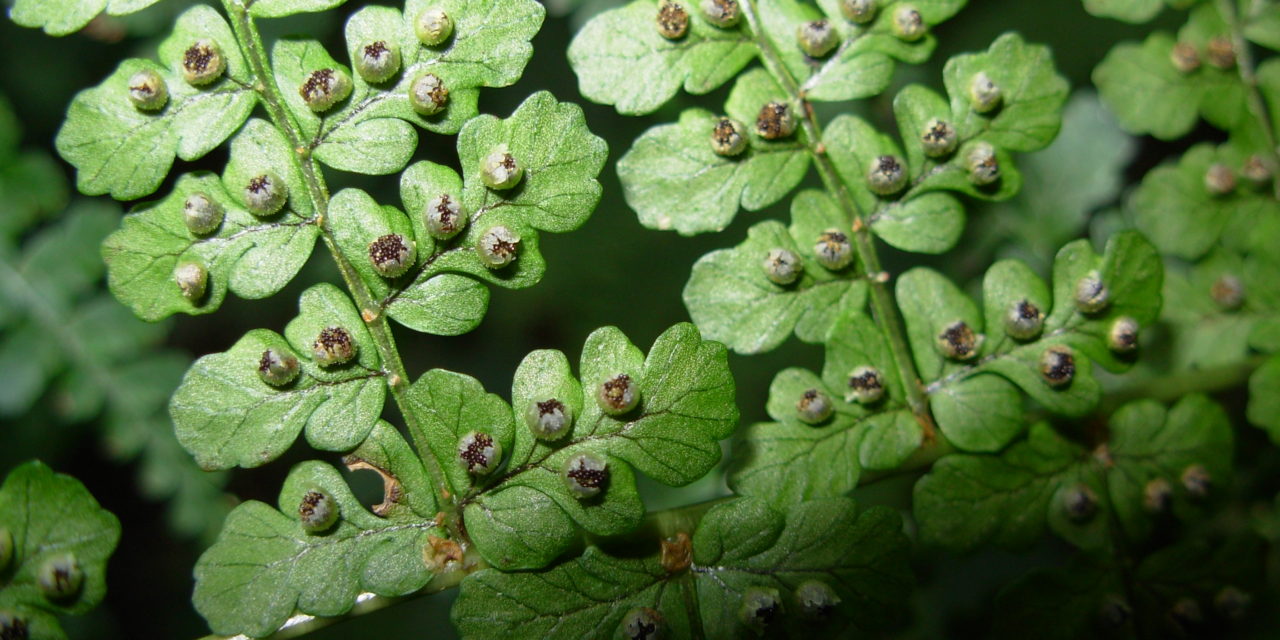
[661,532,692,574]
[343,455,404,516]
[424,535,463,571]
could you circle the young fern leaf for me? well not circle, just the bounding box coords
[102,168,318,321]
[1132,142,1280,260]
[913,394,1231,552]
[1091,0,1280,471]
[0,461,121,638]
[568,0,964,115]
[55,6,257,200]
[906,231,1161,449]
[453,497,911,639]
[683,190,869,354]
[171,284,386,470]
[727,231,1162,507]
[728,313,920,506]
[415,323,737,570]
[617,71,810,235]
[269,0,544,176]
[1093,3,1259,140]
[567,0,757,115]
[618,30,1066,236]
[193,451,439,638]
[1160,248,1276,371]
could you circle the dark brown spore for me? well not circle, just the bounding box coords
[1144,478,1172,512]
[877,155,902,175]
[1171,42,1200,72]
[537,399,566,417]
[368,234,410,268]
[248,175,272,195]
[713,118,740,147]
[184,43,215,73]
[0,616,28,640]
[657,1,689,38]
[941,322,977,358]
[316,327,353,355]
[422,78,448,106]
[818,230,849,253]
[300,69,337,102]
[1206,35,1235,68]
[924,121,952,144]
[434,195,458,231]
[899,9,922,30]
[1016,300,1040,320]
[258,350,274,373]
[752,600,780,625]
[1113,325,1137,350]
[500,154,517,171]
[632,617,658,640]
[973,153,999,180]
[489,236,517,259]
[130,82,157,98]
[602,374,633,409]
[756,102,791,139]
[567,458,609,489]
[459,433,494,472]
[849,370,882,393]
[298,490,326,520]
[810,600,835,619]
[1064,485,1096,521]
[364,41,390,60]
[1042,348,1075,385]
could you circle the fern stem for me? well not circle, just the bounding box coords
[1217,0,1280,200]
[219,0,461,534]
[738,0,938,439]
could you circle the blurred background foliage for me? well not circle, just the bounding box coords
[2,0,1275,638]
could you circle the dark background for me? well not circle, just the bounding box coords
[0,1,1197,637]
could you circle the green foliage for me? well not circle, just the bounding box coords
[1093,2,1271,140]
[450,323,737,570]
[683,190,868,353]
[8,0,163,36]
[1090,0,1280,470]
[991,533,1266,639]
[1132,142,1279,260]
[564,0,1277,637]
[914,394,1231,551]
[170,285,387,470]
[103,89,602,322]
[453,497,911,639]
[0,94,227,540]
[1082,0,1179,24]
[19,0,757,635]
[9,0,1280,637]
[0,461,121,640]
[615,30,1067,235]
[729,232,1162,507]
[56,6,257,200]
[194,455,437,637]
